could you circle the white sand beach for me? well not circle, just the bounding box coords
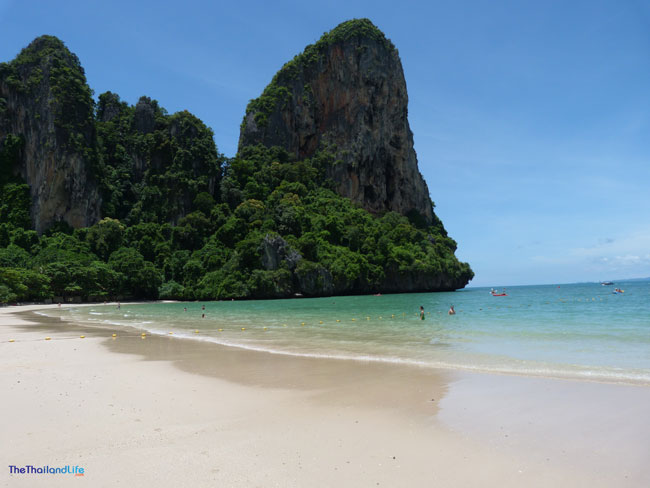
[1,304,649,487]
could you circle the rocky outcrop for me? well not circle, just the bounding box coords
[134,97,156,134]
[239,19,434,224]
[0,35,100,233]
[259,234,302,271]
[257,233,467,297]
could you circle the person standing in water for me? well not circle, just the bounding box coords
[420,306,425,320]
[448,305,455,315]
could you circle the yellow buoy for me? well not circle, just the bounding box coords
[112,333,117,337]
[218,328,223,332]
[301,322,305,326]
[351,318,356,321]
[392,314,395,318]
[194,330,199,334]
[45,337,51,341]
[263,327,268,331]
[241,327,246,331]
[80,335,85,339]
[9,339,15,342]
[168,332,174,335]
[336,319,340,322]
[319,321,323,324]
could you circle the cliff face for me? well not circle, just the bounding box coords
[239,19,434,224]
[0,35,100,233]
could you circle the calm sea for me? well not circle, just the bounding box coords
[40,281,650,385]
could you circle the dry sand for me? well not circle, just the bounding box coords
[1,304,649,487]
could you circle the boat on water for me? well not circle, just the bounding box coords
[490,288,508,297]
[601,281,614,286]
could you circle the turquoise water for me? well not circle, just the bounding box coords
[42,281,650,384]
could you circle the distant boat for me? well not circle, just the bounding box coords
[601,281,614,286]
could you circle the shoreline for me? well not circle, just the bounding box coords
[2,304,650,487]
[32,302,650,388]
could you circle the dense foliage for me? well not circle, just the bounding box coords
[0,32,473,304]
[95,92,224,224]
[0,135,472,303]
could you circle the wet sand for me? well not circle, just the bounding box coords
[1,304,649,487]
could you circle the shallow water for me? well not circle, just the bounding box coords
[41,281,650,384]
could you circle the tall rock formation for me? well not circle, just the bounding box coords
[0,35,100,233]
[239,19,434,224]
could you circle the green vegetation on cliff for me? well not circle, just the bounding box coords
[95,92,223,224]
[0,140,471,303]
[0,35,95,150]
[0,29,473,303]
[243,18,395,130]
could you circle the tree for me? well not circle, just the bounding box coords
[87,218,125,261]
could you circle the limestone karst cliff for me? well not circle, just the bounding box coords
[0,35,100,233]
[239,19,434,225]
[0,25,472,302]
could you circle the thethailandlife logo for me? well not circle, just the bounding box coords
[8,465,85,476]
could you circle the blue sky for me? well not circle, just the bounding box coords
[1,0,649,286]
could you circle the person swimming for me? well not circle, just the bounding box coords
[448,305,456,315]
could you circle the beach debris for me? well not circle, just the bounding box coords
[168,332,173,335]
